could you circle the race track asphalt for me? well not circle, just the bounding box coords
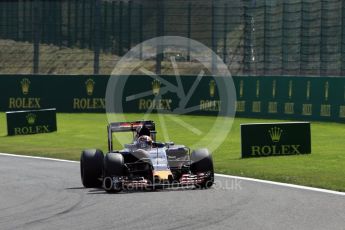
[0,154,344,230]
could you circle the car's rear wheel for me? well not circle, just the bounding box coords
[103,152,124,193]
[80,149,104,188]
[191,149,214,189]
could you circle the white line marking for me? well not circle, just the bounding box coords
[215,173,345,196]
[0,153,344,196]
[0,152,78,164]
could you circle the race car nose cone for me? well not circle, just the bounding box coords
[153,170,172,180]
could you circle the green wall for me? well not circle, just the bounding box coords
[234,76,345,122]
[1,75,344,122]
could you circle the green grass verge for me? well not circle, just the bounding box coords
[0,113,344,192]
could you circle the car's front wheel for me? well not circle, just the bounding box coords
[80,149,104,188]
[191,148,214,189]
[103,152,124,193]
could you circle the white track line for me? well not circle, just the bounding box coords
[215,174,345,196]
[0,152,78,164]
[0,152,344,196]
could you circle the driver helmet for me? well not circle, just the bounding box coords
[136,125,150,138]
[137,135,153,149]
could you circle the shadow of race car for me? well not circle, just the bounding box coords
[80,120,214,193]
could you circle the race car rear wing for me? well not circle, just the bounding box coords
[107,121,156,152]
[108,121,155,133]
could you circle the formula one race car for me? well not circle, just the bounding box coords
[80,120,214,192]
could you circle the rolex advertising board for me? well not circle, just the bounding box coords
[35,75,108,112]
[241,122,311,158]
[0,75,345,122]
[234,76,345,122]
[118,75,224,115]
[62,76,107,112]
[0,75,108,113]
[0,76,49,111]
[6,108,57,136]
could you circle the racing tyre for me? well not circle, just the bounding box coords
[80,149,104,188]
[191,149,214,189]
[103,153,124,193]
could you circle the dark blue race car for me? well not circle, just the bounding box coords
[80,120,214,193]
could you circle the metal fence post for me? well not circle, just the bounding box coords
[263,1,267,75]
[320,0,341,76]
[127,1,132,52]
[0,2,5,38]
[41,0,45,43]
[119,1,123,56]
[223,3,228,64]
[187,2,191,62]
[89,0,94,49]
[211,0,217,73]
[81,0,86,48]
[29,0,33,42]
[340,1,345,76]
[103,1,108,52]
[243,0,255,75]
[282,1,287,74]
[74,0,79,46]
[33,0,40,74]
[58,1,63,47]
[67,0,72,47]
[156,0,164,75]
[111,1,116,54]
[94,0,101,75]
[23,0,27,41]
[5,1,9,39]
[50,1,56,44]
[139,3,143,60]
[15,0,19,40]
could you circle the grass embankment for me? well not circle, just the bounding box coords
[0,113,344,191]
